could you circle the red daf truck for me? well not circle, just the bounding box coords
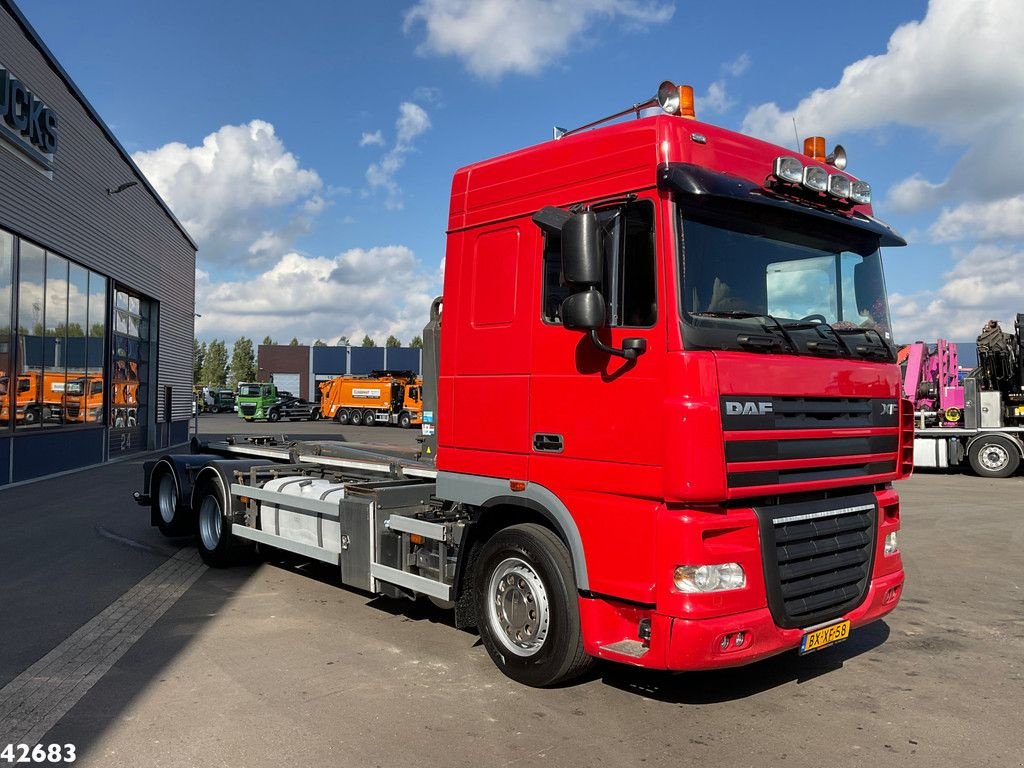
[136,81,909,687]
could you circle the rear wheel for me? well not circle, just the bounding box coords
[154,470,190,536]
[475,523,591,687]
[267,409,280,423]
[337,409,350,425]
[195,481,242,567]
[362,410,376,427]
[968,434,1021,478]
[310,409,321,421]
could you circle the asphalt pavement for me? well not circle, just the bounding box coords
[1,428,1022,768]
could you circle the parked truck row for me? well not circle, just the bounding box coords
[140,79,907,686]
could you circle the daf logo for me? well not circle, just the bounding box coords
[880,402,897,416]
[725,401,774,416]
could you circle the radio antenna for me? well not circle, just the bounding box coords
[792,118,800,152]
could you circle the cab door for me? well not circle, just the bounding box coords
[527,196,666,602]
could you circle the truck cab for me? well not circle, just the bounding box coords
[236,382,277,421]
[434,83,908,676]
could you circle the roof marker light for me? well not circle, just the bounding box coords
[773,156,803,184]
[803,165,828,193]
[851,180,872,205]
[828,174,852,199]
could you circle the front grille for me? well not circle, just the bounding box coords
[755,493,876,628]
[721,396,897,431]
[722,396,900,490]
[65,403,81,418]
[239,404,256,416]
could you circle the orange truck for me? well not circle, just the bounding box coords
[63,374,106,423]
[0,371,67,424]
[318,370,423,428]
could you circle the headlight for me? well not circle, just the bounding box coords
[802,165,828,193]
[674,563,746,593]
[850,180,871,204]
[884,531,899,556]
[828,173,852,199]
[773,156,803,184]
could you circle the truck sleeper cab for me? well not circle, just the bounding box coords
[139,81,907,687]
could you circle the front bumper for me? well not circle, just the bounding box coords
[582,569,903,671]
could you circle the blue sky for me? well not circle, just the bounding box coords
[20,0,1024,344]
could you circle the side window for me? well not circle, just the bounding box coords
[541,200,656,327]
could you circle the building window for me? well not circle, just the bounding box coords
[6,235,108,432]
[0,231,12,431]
[110,285,150,454]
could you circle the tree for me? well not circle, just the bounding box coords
[360,335,376,348]
[193,337,206,384]
[289,337,300,346]
[313,339,327,347]
[201,339,228,386]
[409,335,423,349]
[261,335,275,346]
[385,335,401,348]
[228,337,256,387]
[336,335,350,347]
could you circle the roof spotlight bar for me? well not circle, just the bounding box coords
[553,80,694,140]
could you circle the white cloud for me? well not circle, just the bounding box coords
[890,243,1024,340]
[365,102,431,210]
[741,0,1024,146]
[887,175,947,214]
[723,52,751,78]
[195,246,440,345]
[698,53,751,115]
[133,120,322,265]
[701,81,734,114]
[404,0,674,79]
[359,130,385,147]
[930,196,1024,243]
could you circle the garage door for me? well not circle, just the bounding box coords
[271,373,301,399]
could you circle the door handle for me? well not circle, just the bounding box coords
[533,433,564,453]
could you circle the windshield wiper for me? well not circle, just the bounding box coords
[831,327,895,361]
[690,311,799,354]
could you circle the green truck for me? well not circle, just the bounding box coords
[236,382,278,421]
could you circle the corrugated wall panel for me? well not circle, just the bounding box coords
[0,5,196,424]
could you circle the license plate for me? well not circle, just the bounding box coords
[799,620,851,655]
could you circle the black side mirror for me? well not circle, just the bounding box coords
[562,211,603,287]
[561,289,606,330]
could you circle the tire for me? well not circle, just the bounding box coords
[194,480,239,567]
[337,409,350,425]
[399,411,412,429]
[23,406,39,425]
[968,434,1021,478]
[310,409,321,421]
[154,470,190,536]
[474,523,592,687]
[362,410,376,427]
[267,409,280,423]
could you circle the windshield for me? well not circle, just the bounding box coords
[679,207,893,359]
[238,384,264,397]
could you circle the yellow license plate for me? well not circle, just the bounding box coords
[799,620,851,655]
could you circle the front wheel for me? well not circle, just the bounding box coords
[968,434,1021,478]
[398,411,412,429]
[267,409,280,423]
[474,523,591,687]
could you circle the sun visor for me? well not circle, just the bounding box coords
[659,163,907,248]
